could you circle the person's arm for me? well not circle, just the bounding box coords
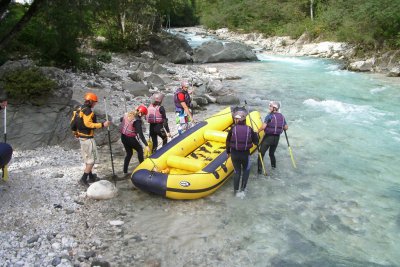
[258,114,272,133]
[178,92,193,121]
[226,129,233,155]
[283,117,288,131]
[82,109,103,129]
[159,106,170,134]
[134,120,148,146]
[251,129,259,145]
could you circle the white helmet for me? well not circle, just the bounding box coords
[269,101,280,110]
[152,92,164,103]
[233,109,248,121]
[181,80,189,88]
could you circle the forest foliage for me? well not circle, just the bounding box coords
[0,0,399,70]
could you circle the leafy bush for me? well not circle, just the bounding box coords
[75,57,103,74]
[96,52,112,63]
[2,68,57,101]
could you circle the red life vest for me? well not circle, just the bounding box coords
[147,104,163,123]
[119,114,137,137]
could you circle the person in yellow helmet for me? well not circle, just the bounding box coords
[76,92,111,186]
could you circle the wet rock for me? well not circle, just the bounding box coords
[27,235,40,244]
[98,70,121,80]
[311,217,329,234]
[91,259,111,267]
[128,70,144,82]
[51,256,61,266]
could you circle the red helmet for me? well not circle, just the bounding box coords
[84,92,98,102]
[137,104,148,115]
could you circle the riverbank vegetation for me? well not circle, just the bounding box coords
[196,0,400,51]
[0,0,399,69]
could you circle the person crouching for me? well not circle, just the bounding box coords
[226,109,259,197]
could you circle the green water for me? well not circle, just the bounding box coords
[214,55,400,266]
[105,55,400,266]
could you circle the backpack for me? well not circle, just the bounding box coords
[70,107,82,132]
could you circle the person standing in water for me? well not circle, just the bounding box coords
[120,105,150,175]
[226,108,259,197]
[147,92,171,153]
[257,101,288,173]
[174,80,194,135]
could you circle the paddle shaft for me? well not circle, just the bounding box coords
[103,98,116,182]
[284,130,297,168]
[244,101,267,176]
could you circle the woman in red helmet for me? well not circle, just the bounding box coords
[120,104,150,174]
[76,92,111,186]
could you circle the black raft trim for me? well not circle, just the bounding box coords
[166,170,233,194]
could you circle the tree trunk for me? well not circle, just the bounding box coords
[310,0,314,21]
[0,0,45,51]
[0,0,12,20]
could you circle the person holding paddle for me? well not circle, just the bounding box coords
[75,93,111,186]
[226,108,258,197]
[257,101,288,173]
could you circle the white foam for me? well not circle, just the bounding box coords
[370,87,387,94]
[256,54,316,66]
[303,99,386,121]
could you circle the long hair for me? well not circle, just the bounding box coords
[126,110,138,121]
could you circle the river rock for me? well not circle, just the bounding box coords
[87,180,118,200]
[193,41,258,63]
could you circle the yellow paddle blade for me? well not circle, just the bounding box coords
[144,138,153,158]
[288,147,297,168]
[258,153,268,176]
[2,165,9,182]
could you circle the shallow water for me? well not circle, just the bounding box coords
[104,54,400,266]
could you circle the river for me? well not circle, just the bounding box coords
[102,36,400,266]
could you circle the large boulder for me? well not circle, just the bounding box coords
[193,41,258,63]
[147,33,193,64]
[0,61,120,150]
[87,180,118,200]
[122,81,149,96]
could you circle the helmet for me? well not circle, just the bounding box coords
[181,80,189,89]
[233,110,247,121]
[269,101,280,110]
[152,93,164,103]
[84,92,98,102]
[137,104,148,115]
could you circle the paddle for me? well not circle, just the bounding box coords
[244,101,267,176]
[2,105,9,181]
[284,130,297,168]
[103,97,117,185]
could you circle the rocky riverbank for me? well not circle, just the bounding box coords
[0,40,244,266]
[176,26,400,77]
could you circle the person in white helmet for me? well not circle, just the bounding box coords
[257,101,288,173]
[147,92,171,152]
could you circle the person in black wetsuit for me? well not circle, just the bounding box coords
[226,108,259,197]
[257,101,288,172]
[120,105,150,174]
[146,93,171,153]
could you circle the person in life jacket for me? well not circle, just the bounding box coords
[257,101,288,173]
[146,93,171,153]
[226,108,259,197]
[174,80,194,135]
[76,92,111,186]
[120,104,150,174]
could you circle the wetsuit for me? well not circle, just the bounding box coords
[258,112,287,171]
[147,104,170,152]
[120,116,148,174]
[226,124,258,192]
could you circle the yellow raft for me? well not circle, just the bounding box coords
[131,107,264,200]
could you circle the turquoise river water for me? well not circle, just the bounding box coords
[103,33,400,266]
